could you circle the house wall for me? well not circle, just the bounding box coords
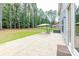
[59,3,70,43]
[0,4,2,30]
[58,3,78,56]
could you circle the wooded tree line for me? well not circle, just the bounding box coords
[1,3,57,29]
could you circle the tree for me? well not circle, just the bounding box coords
[45,10,57,25]
[2,3,52,29]
[0,4,2,30]
[3,4,10,28]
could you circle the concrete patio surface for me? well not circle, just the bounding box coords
[0,32,66,56]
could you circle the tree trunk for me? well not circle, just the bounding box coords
[29,12,30,28]
[32,11,34,28]
[9,4,12,29]
[0,4,2,30]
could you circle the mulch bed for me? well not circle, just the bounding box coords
[57,45,71,56]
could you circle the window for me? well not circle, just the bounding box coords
[75,4,79,52]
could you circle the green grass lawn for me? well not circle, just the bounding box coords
[0,28,39,43]
[76,25,79,33]
[0,28,47,44]
[0,27,57,44]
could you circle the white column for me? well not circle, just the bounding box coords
[63,10,66,41]
[65,9,69,45]
[71,3,75,50]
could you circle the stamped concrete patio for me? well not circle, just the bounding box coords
[0,32,66,56]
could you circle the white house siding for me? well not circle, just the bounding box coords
[59,3,70,42]
[58,3,78,56]
[0,4,2,30]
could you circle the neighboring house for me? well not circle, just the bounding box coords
[53,22,60,29]
[59,3,79,56]
[0,4,2,30]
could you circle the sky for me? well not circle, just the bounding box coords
[76,3,79,7]
[36,0,58,22]
[36,0,58,12]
